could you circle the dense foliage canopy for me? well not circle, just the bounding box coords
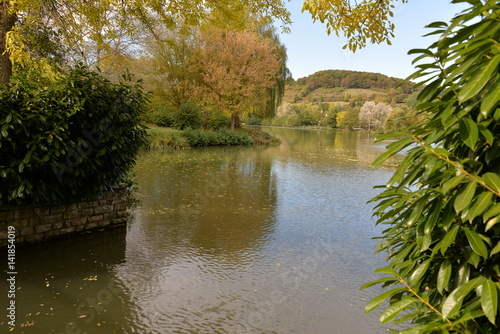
[363,1,500,332]
[0,66,146,205]
[292,69,414,93]
[302,0,407,51]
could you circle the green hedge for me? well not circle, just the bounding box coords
[183,129,253,147]
[0,66,147,206]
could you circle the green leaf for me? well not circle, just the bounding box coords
[459,118,479,150]
[437,259,452,295]
[453,308,485,326]
[365,288,407,313]
[407,198,427,227]
[442,174,466,194]
[443,277,482,319]
[458,54,500,103]
[425,21,448,29]
[464,227,488,259]
[464,246,481,268]
[417,79,441,103]
[409,259,431,286]
[467,191,493,221]
[372,137,414,168]
[480,80,500,117]
[478,124,494,145]
[360,277,398,290]
[484,202,500,221]
[483,172,500,194]
[481,279,498,325]
[408,48,436,56]
[491,241,500,257]
[454,181,477,213]
[440,225,459,255]
[380,297,416,324]
[442,289,463,320]
[374,267,400,277]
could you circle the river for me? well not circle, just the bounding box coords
[1,127,402,333]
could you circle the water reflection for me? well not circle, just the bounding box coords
[0,226,131,333]
[1,128,402,333]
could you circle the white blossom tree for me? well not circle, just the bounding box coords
[359,101,392,131]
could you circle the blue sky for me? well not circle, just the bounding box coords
[279,0,468,80]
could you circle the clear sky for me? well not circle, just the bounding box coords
[279,0,468,80]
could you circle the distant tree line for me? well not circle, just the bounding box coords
[259,99,418,133]
[291,69,414,92]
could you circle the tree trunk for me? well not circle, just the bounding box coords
[230,113,240,131]
[0,1,16,85]
[230,114,236,131]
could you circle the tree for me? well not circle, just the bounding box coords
[248,23,291,120]
[0,1,16,84]
[383,105,417,133]
[0,0,291,85]
[138,26,198,109]
[336,106,359,130]
[361,1,500,332]
[302,0,407,51]
[359,101,391,131]
[187,27,281,130]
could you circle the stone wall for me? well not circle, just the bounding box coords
[0,185,129,247]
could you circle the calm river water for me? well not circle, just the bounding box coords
[1,127,402,334]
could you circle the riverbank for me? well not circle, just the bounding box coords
[144,125,280,151]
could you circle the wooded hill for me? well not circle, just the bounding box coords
[284,69,415,105]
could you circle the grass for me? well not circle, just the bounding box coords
[144,125,279,151]
[145,126,189,152]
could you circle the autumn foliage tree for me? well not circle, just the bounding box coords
[188,27,281,130]
[0,0,291,85]
[302,0,407,51]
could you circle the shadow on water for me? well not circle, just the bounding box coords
[0,226,133,333]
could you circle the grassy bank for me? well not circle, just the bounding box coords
[144,125,280,151]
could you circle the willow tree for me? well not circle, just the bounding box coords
[0,0,291,85]
[250,24,291,121]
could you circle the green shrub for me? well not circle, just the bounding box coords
[145,127,189,151]
[207,110,231,130]
[244,114,262,125]
[141,106,176,127]
[284,113,301,127]
[0,66,147,206]
[183,129,253,147]
[175,103,202,130]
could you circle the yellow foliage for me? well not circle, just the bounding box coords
[302,0,408,51]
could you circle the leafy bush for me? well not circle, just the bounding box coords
[145,127,189,151]
[206,110,231,130]
[183,129,253,147]
[244,114,262,125]
[284,113,301,127]
[0,66,147,206]
[365,2,500,332]
[141,106,176,127]
[175,103,202,130]
[142,103,202,129]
